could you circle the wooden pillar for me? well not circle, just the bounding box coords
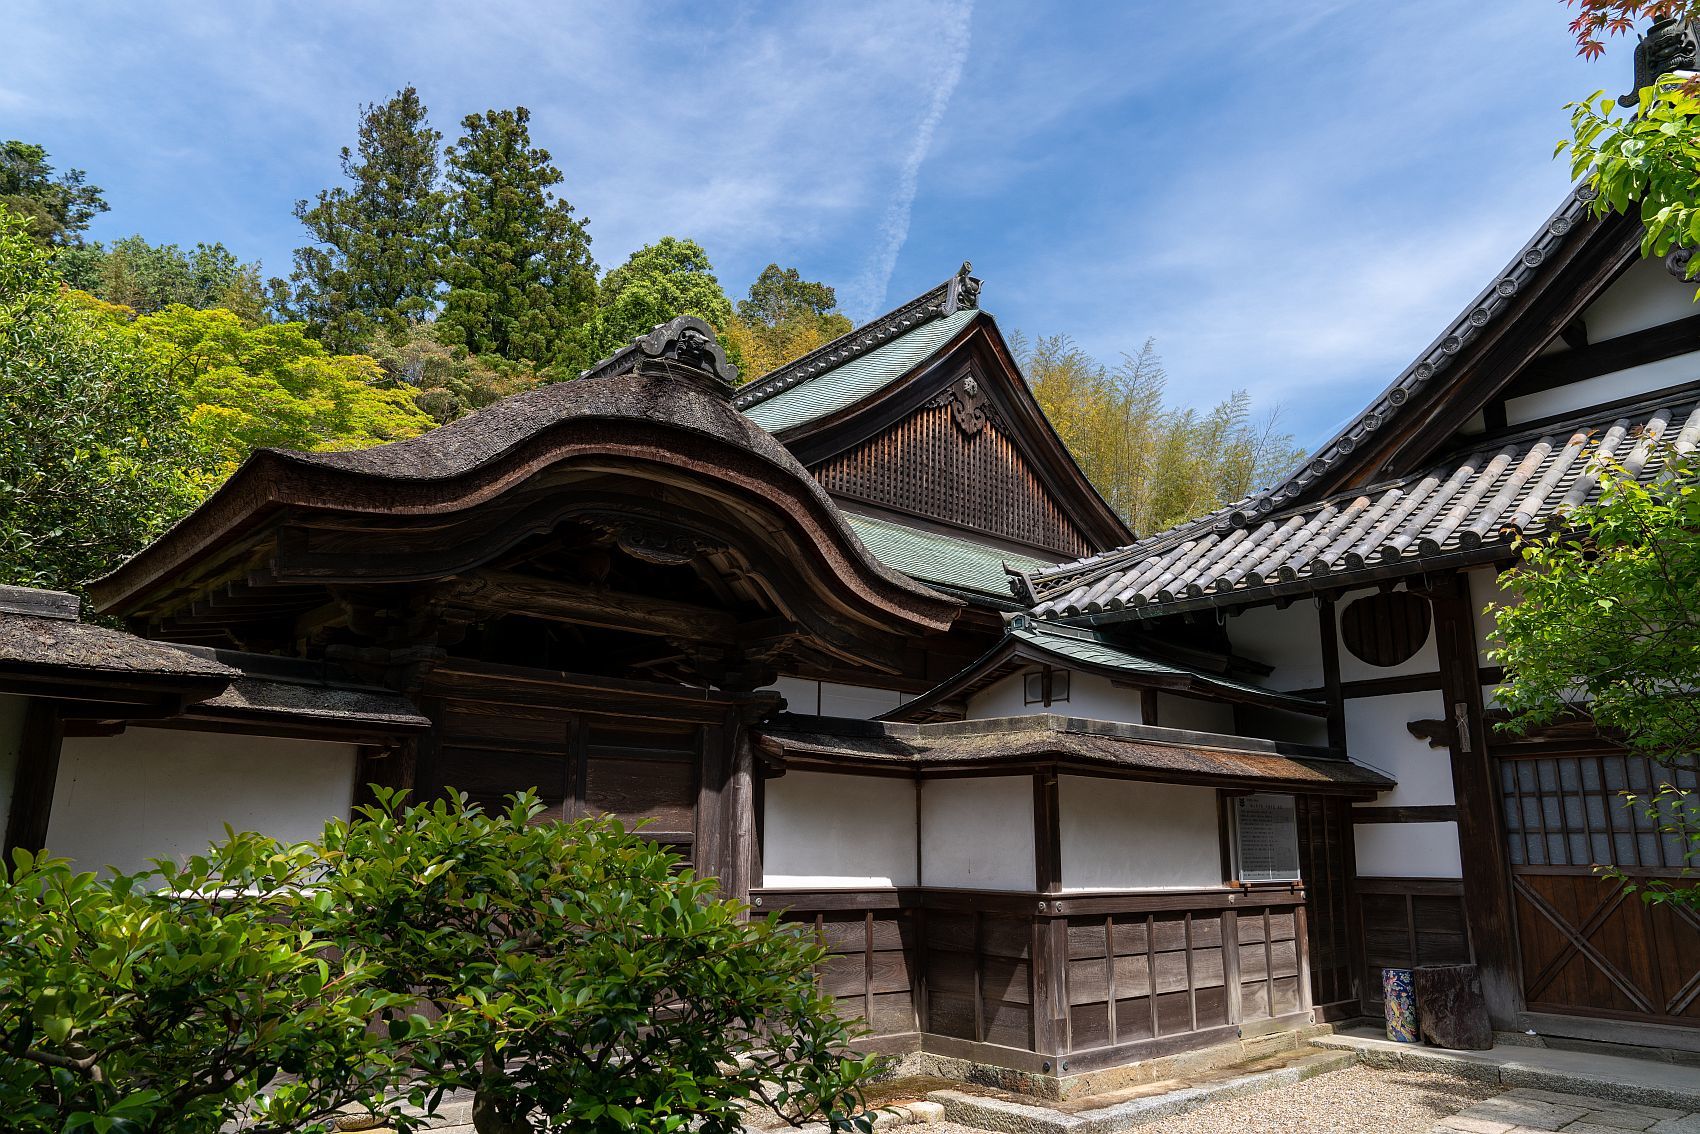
[1318,596,1347,751]
[721,727,759,907]
[1031,770,1068,1061]
[1428,571,1522,1028]
[352,737,419,810]
[4,701,64,863]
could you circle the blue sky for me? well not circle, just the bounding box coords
[5,1,1617,449]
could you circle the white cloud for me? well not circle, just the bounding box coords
[847,0,974,320]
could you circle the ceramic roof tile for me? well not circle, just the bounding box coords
[1024,389,1700,619]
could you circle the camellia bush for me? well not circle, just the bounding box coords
[314,790,878,1134]
[0,833,440,1134]
[0,792,878,1134]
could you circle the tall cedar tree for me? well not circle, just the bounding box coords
[0,140,107,246]
[281,87,445,352]
[438,107,597,368]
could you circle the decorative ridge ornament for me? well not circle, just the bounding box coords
[1621,17,1700,107]
[732,261,985,411]
[948,261,982,312]
[578,314,741,397]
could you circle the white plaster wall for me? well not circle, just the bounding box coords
[1354,821,1463,879]
[1153,693,1234,733]
[1506,349,1700,426]
[921,776,1034,890]
[964,668,1144,723]
[1468,566,1518,668]
[761,678,902,719]
[1228,604,1323,691]
[1334,586,1441,683]
[1343,691,1454,808]
[1578,258,1700,341]
[819,682,902,718]
[766,675,820,715]
[46,727,358,875]
[0,694,27,850]
[1235,704,1331,747]
[762,771,917,888]
[1058,776,1223,891]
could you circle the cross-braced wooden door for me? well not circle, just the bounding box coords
[1498,751,1700,1027]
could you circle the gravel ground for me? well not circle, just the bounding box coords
[1012,1066,1503,1134]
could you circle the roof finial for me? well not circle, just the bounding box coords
[578,314,740,396]
[954,260,982,310]
[1621,17,1700,106]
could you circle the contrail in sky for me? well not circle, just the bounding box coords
[853,0,973,321]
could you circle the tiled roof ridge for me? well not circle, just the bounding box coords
[731,262,982,412]
[1231,184,1600,522]
[1022,390,1700,619]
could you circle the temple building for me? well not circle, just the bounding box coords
[4,169,1699,1086]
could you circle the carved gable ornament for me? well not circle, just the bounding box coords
[932,372,995,436]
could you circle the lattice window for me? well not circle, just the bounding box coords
[1499,754,1698,872]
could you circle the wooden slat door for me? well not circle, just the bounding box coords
[1498,751,1700,1027]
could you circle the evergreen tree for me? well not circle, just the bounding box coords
[585,237,732,363]
[438,106,596,368]
[280,86,444,351]
[65,235,267,322]
[724,264,853,380]
[0,140,108,246]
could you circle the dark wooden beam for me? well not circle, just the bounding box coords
[4,701,63,862]
[1351,804,1460,824]
[451,569,739,641]
[1425,570,1522,1027]
[1505,310,1700,400]
[1033,770,1061,895]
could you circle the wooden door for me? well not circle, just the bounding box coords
[1498,751,1700,1027]
[427,706,703,854]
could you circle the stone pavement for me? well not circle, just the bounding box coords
[1431,1086,1700,1134]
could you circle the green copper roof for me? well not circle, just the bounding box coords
[742,307,980,433]
[843,512,1053,599]
[1006,616,1322,707]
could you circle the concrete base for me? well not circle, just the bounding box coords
[1315,1025,1700,1113]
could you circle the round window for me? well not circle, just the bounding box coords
[1340,591,1432,668]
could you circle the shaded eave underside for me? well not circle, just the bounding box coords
[886,624,1325,721]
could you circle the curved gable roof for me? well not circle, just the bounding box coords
[93,318,960,642]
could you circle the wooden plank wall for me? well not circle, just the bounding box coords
[1356,878,1472,1013]
[1297,795,1359,1018]
[761,889,1312,1071]
[770,896,920,1049]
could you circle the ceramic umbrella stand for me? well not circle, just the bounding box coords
[1382,967,1418,1043]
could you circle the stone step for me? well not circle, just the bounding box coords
[926,1048,1356,1134]
[1314,1029,1700,1114]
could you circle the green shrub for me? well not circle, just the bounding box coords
[0,832,438,1134]
[0,792,878,1134]
[315,790,878,1134]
